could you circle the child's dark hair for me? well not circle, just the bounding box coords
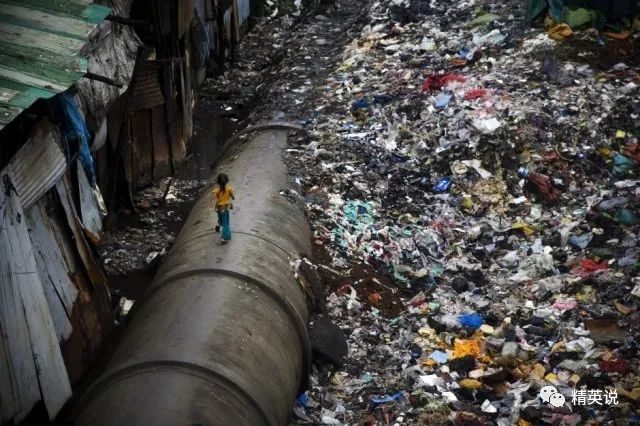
[217,173,229,193]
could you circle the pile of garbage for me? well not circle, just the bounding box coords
[284,0,640,423]
[99,178,206,275]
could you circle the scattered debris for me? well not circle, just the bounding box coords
[255,0,640,424]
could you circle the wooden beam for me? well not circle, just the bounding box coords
[232,0,240,42]
[83,72,123,88]
[105,14,150,27]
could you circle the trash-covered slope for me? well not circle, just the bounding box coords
[273,0,640,424]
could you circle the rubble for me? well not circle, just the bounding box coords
[99,178,206,275]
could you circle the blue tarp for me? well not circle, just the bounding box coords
[58,92,96,186]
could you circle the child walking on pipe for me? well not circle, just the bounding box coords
[209,173,235,244]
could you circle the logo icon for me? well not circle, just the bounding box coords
[540,385,565,408]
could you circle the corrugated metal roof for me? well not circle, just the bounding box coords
[0,0,111,130]
[9,120,66,209]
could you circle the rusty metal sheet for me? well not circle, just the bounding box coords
[38,188,109,384]
[8,119,66,210]
[55,175,108,295]
[128,61,165,112]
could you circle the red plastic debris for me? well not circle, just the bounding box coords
[464,88,488,100]
[440,74,466,86]
[623,143,640,162]
[580,259,609,273]
[571,258,609,278]
[600,359,630,374]
[422,74,466,92]
[527,172,561,204]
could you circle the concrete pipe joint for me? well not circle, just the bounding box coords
[74,130,311,425]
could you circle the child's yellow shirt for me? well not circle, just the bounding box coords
[213,185,234,207]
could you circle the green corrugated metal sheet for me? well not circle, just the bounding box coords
[0,0,110,130]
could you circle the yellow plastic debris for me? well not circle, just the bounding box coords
[512,222,535,236]
[615,301,633,315]
[545,373,559,385]
[460,197,473,210]
[530,363,546,380]
[518,419,532,426]
[331,372,348,385]
[569,374,580,385]
[550,341,565,353]
[422,358,437,367]
[617,387,640,401]
[547,23,573,41]
[598,146,613,158]
[459,379,483,389]
[453,338,481,358]
[418,326,436,337]
[616,130,627,139]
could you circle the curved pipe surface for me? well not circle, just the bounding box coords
[74,130,311,426]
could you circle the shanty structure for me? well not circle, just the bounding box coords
[0,1,114,423]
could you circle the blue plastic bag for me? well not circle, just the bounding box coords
[434,177,452,192]
[458,313,484,329]
[430,350,449,364]
[371,391,405,405]
[435,93,452,108]
[351,98,370,111]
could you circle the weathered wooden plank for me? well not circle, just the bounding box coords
[0,176,41,422]
[131,109,153,189]
[77,160,102,243]
[182,32,193,140]
[152,106,171,180]
[55,176,108,291]
[46,197,82,276]
[232,0,240,41]
[160,62,181,172]
[0,169,72,420]
[25,200,75,342]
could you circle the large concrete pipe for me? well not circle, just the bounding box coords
[74,130,311,425]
